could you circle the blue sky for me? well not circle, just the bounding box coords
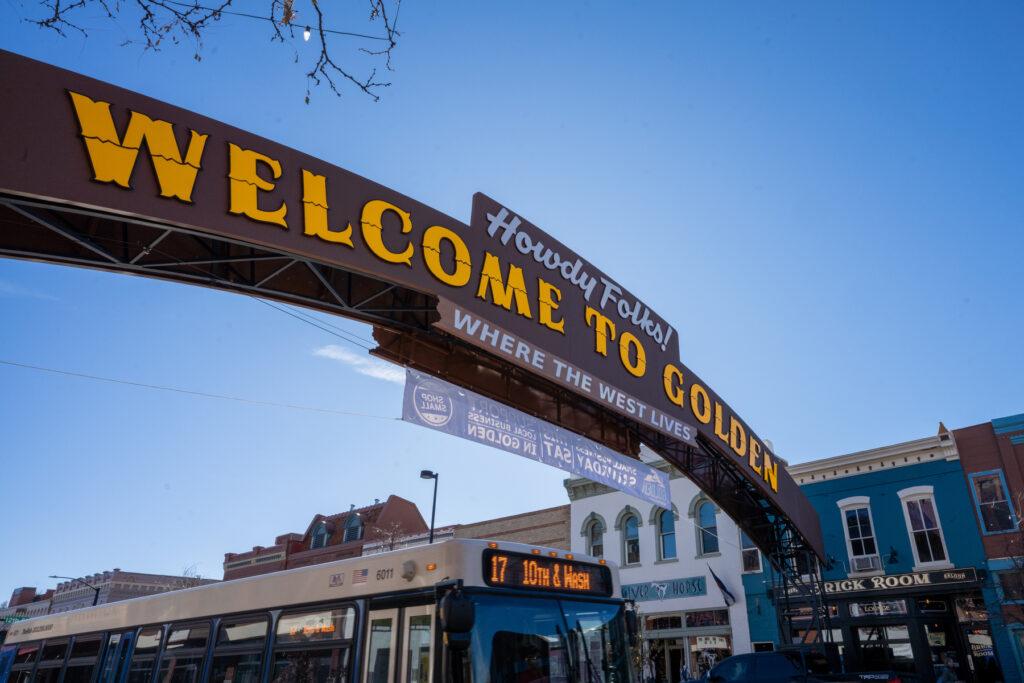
[1,3,1021,595]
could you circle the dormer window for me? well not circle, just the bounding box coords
[343,515,363,543]
[311,523,330,549]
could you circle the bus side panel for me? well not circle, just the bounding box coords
[0,645,16,683]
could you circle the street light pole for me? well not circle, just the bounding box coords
[420,470,439,544]
[49,575,101,607]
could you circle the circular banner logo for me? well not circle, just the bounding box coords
[412,379,454,427]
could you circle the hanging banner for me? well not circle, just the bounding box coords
[402,369,671,507]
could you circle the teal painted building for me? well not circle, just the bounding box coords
[744,429,1009,683]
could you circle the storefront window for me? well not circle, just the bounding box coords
[856,625,915,674]
[685,610,729,628]
[924,622,963,681]
[849,600,907,617]
[955,596,989,621]
[688,635,731,678]
[969,471,1016,533]
[646,616,682,631]
[917,598,949,615]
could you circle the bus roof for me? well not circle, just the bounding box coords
[4,539,617,644]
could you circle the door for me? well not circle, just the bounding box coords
[667,647,682,683]
[363,609,398,683]
[400,606,433,683]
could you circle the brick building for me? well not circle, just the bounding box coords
[48,569,218,614]
[453,504,570,549]
[361,505,571,555]
[953,412,1024,682]
[0,588,52,643]
[223,495,427,580]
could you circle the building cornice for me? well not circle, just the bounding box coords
[787,432,958,484]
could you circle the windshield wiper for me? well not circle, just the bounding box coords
[555,624,580,683]
[576,620,603,683]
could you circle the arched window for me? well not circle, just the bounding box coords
[343,514,363,543]
[658,509,677,560]
[697,502,719,556]
[587,520,604,558]
[310,522,329,549]
[579,513,607,558]
[623,514,640,565]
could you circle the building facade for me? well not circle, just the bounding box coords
[0,589,52,643]
[453,504,570,549]
[222,495,428,580]
[48,570,217,614]
[746,428,1004,683]
[954,413,1024,683]
[565,449,758,683]
[362,504,571,555]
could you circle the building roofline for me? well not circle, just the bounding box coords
[457,504,569,528]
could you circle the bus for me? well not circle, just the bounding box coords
[0,540,636,683]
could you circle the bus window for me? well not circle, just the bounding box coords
[271,607,355,683]
[9,643,40,683]
[363,611,396,683]
[98,632,135,683]
[13,645,39,667]
[1,645,17,683]
[64,635,103,683]
[157,623,210,683]
[126,628,163,683]
[208,617,268,683]
[34,640,69,683]
[402,608,432,683]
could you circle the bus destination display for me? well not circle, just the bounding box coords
[483,550,613,597]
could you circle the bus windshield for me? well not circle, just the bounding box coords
[466,594,632,683]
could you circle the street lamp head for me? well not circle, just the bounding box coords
[420,470,437,479]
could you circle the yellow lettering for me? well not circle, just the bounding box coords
[476,252,532,318]
[749,438,763,476]
[690,383,712,424]
[729,417,747,457]
[663,363,685,407]
[69,91,207,202]
[301,170,352,245]
[358,199,414,266]
[714,403,730,444]
[618,332,646,377]
[763,448,779,493]
[538,279,565,334]
[228,143,287,227]
[584,306,616,356]
[422,225,471,287]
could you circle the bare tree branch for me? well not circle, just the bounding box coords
[26,0,401,100]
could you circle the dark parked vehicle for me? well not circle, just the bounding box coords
[704,648,913,683]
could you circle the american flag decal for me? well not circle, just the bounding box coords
[353,568,369,584]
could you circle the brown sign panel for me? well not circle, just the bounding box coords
[0,49,822,557]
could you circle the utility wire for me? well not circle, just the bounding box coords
[161,0,392,41]
[0,359,398,421]
[253,297,376,352]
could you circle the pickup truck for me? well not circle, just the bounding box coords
[702,649,914,683]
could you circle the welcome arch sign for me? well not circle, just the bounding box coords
[0,50,823,568]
